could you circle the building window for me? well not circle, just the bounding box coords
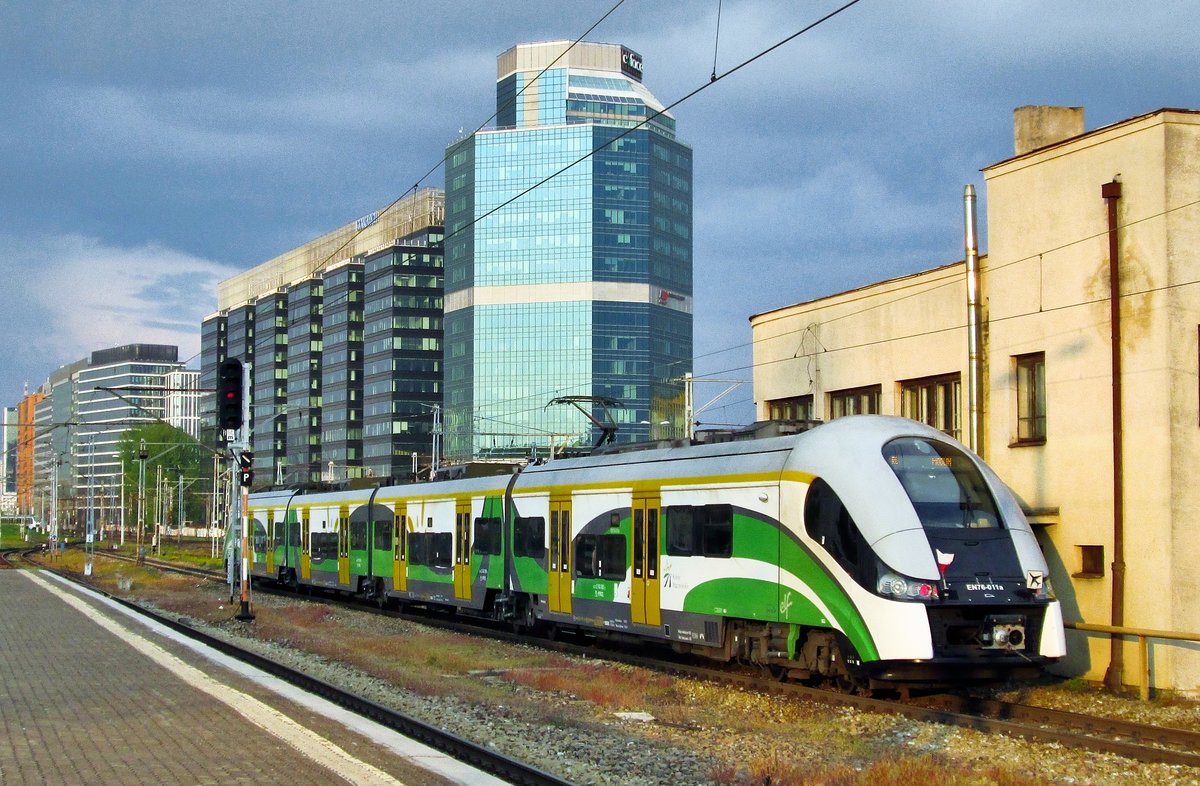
[767,395,813,421]
[828,385,880,419]
[1015,353,1046,444]
[1074,544,1104,578]
[900,374,961,440]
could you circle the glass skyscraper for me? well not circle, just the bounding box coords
[444,41,693,460]
[285,277,322,483]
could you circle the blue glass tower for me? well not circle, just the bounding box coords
[444,41,692,459]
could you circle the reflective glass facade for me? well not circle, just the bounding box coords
[321,261,364,476]
[71,347,187,507]
[199,313,226,447]
[285,278,322,483]
[362,228,444,479]
[445,42,692,459]
[252,293,288,481]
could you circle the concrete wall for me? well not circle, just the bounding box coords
[983,109,1200,691]
[750,263,966,421]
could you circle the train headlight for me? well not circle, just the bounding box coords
[876,571,940,602]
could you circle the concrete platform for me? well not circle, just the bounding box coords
[0,569,505,786]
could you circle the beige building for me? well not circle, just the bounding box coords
[750,107,1200,694]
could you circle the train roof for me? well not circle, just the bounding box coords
[516,415,955,488]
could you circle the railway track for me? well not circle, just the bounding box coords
[83,547,1200,772]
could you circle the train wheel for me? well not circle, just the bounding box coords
[833,674,868,695]
[374,579,388,609]
[512,599,537,634]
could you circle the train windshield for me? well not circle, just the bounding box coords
[882,437,1002,529]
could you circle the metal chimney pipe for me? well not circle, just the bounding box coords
[964,185,983,455]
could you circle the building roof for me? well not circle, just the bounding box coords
[983,107,1200,171]
[748,259,968,323]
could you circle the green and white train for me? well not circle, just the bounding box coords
[244,415,1066,688]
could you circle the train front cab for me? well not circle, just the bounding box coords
[793,421,1066,686]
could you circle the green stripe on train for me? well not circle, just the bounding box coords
[679,509,879,662]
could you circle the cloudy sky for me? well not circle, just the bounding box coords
[1,1,1195,425]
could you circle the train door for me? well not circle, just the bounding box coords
[631,493,662,627]
[285,507,298,575]
[300,508,311,580]
[392,503,408,593]
[265,508,276,574]
[337,505,350,586]
[548,495,573,615]
[454,499,471,600]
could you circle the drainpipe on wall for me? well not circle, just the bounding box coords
[1101,179,1125,692]
[963,185,983,456]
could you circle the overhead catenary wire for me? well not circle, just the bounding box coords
[438,0,866,249]
[253,2,869,439]
[680,194,1200,380]
[289,0,865,328]
[295,0,633,285]
[711,0,724,82]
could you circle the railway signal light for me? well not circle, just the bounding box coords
[217,358,244,430]
[237,450,254,487]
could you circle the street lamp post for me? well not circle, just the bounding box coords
[136,439,147,563]
[154,462,163,556]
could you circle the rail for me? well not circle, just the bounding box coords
[1066,622,1200,700]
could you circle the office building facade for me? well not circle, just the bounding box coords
[206,191,446,482]
[320,259,365,478]
[252,292,289,482]
[444,41,693,459]
[285,278,323,483]
[362,228,445,479]
[13,344,196,533]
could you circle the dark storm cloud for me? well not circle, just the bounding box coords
[1,1,1197,420]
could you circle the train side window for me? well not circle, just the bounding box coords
[573,531,625,579]
[409,532,429,566]
[575,535,598,578]
[374,509,392,551]
[311,532,338,562]
[666,504,732,558]
[597,534,627,580]
[350,518,367,550]
[514,516,546,558]
[666,507,694,555]
[804,478,860,575]
[431,532,453,568]
[701,505,732,558]
[473,517,502,555]
[288,520,301,547]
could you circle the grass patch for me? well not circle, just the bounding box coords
[505,661,678,710]
[709,752,1054,786]
[0,521,46,550]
